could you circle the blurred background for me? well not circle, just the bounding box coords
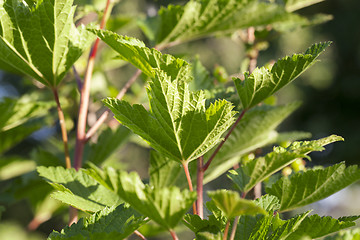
[0,0,359,239]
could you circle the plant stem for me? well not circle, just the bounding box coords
[223,220,231,240]
[182,161,197,215]
[68,206,78,226]
[73,0,112,170]
[169,230,179,240]
[85,69,142,142]
[196,156,204,219]
[134,230,147,240]
[203,110,247,171]
[229,216,239,240]
[52,89,71,169]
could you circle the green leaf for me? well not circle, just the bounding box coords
[285,214,360,240]
[268,211,310,240]
[37,166,122,212]
[88,169,197,230]
[88,126,130,166]
[228,135,343,193]
[234,42,331,109]
[204,102,300,184]
[183,214,221,235]
[146,0,310,48]
[0,97,52,131]
[0,156,36,180]
[149,151,186,189]
[104,69,235,164]
[0,0,94,86]
[284,0,325,12]
[254,194,280,212]
[208,190,266,219]
[48,204,147,240]
[89,29,190,79]
[267,162,360,212]
[324,228,360,240]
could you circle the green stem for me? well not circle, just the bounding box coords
[52,88,71,169]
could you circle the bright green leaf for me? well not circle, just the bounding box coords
[254,194,280,212]
[204,102,300,184]
[146,0,311,48]
[89,29,190,79]
[104,69,235,164]
[0,0,94,86]
[208,190,266,219]
[228,135,343,193]
[87,169,197,230]
[267,162,360,211]
[285,214,360,240]
[284,0,325,12]
[37,166,122,212]
[48,204,147,240]
[234,42,331,109]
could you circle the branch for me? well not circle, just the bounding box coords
[182,161,197,215]
[52,88,71,169]
[73,0,113,170]
[85,69,142,142]
[202,110,247,171]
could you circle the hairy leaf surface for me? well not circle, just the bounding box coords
[228,135,343,193]
[234,42,330,109]
[0,0,94,86]
[37,166,122,212]
[90,29,190,79]
[267,162,360,211]
[104,69,235,164]
[48,204,147,240]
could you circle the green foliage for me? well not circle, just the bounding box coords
[48,204,147,240]
[1,0,359,239]
[228,135,343,193]
[266,162,360,211]
[208,190,267,219]
[86,168,197,230]
[234,42,330,109]
[0,0,94,87]
[37,166,122,212]
[104,68,236,164]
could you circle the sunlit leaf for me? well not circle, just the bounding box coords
[0,0,94,86]
[266,162,360,211]
[228,135,343,193]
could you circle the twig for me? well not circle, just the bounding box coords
[134,230,147,240]
[203,110,247,171]
[52,88,71,169]
[229,216,239,240]
[85,69,142,142]
[182,161,197,215]
[223,220,231,240]
[170,230,179,240]
[73,0,113,170]
[196,156,204,219]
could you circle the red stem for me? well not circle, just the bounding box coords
[182,161,197,215]
[223,220,231,240]
[203,110,247,171]
[134,230,147,240]
[170,230,179,240]
[196,156,204,218]
[73,0,112,170]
